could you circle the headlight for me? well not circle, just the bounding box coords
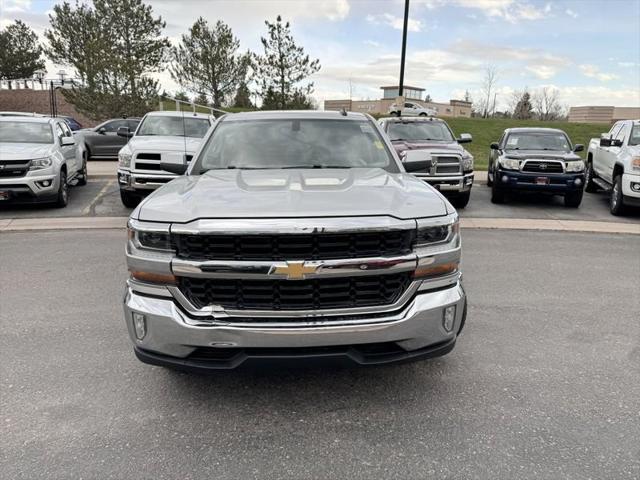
[632,157,640,171]
[461,152,474,172]
[499,157,520,171]
[119,150,132,168]
[127,220,176,285]
[29,157,52,171]
[415,214,459,247]
[565,160,585,172]
[128,222,174,251]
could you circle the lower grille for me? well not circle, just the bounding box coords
[178,272,412,311]
[522,161,563,173]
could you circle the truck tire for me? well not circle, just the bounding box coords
[584,160,597,193]
[76,154,88,186]
[490,181,505,204]
[120,189,141,208]
[486,164,493,186]
[419,112,427,116]
[564,190,583,208]
[610,174,625,216]
[54,170,69,208]
[452,190,471,209]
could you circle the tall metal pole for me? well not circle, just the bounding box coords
[398,0,410,97]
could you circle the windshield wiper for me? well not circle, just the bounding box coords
[280,165,351,169]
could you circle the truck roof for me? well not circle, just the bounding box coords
[222,110,370,122]
[144,111,212,119]
[504,127,567,134]
[378,116,446,124]
[0,116,54,124]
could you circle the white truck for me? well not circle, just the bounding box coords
[585,119,640,215]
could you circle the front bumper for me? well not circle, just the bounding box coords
[117,169,177,193]
[124,280,467,370]
[622,172,640,205]
[413,172,474,193]
[0,171,60,204]
[494,169,584,193]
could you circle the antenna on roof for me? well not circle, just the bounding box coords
[339,107,347,116]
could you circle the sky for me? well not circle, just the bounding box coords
[1,0,639,110]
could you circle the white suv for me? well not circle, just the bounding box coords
[389,102,437,117]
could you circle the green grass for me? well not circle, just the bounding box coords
[371,115,606,170]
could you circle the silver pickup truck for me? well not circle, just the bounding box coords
[124,111,467,371]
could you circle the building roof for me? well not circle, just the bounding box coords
[380,85,425,91]
[225,110,369,121]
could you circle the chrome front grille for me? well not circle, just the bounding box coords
[521,160,564,174]
[133,152,192,172]
[178,272,412,311]
[0,160,30,178]
[433,155,461,176]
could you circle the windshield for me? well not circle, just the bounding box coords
[629,125,640,146]
[195,119,397,173]
[0,122,53,144]
[137,116,210,138]
[505,132,571,151]
[387,122,454,142]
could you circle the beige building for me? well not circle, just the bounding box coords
[324,86,472,118]
[568,106,640,124]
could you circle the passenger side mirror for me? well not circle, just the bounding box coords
[490,142,500,150]
[160,153,188,175]
[61,136,75,146]
[98,127,106,134]
[457,133,472,144]
[573,144,584,152]
[402,149,433,173]
[117,126,133,138]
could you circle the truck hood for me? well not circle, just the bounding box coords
[392,140,464,155]
[503,150,582,161]
[0,143,55,161]
[137,168,449,223]
[127,135,202,153]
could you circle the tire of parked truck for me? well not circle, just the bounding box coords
[584,159,598,193]
[452,190,471,209]
[486,165,493,187]
[76,154,88,186]
[490,180,505,204]
[610,174,625,216]
[54,170,69,208]
[564,190,583,208]
[120,189,141,208]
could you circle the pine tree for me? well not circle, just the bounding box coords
[513,91,533,120]
[0,20,45,89]
[255,16,320,110]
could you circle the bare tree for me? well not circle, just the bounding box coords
[533,86,564,121]
[478,65,498,118]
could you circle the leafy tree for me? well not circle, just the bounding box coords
[424,94,432,103]
[255,15,320,109]
[171,18,244,108]
[45,0,169,119]
[193,92,209,106]
[513,90,533,119]
[233,51,254,108]
[0,20,45,89]
[174,90,190,102]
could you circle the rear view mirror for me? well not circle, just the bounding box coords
[160,152,188,175]
[61,136,75,146]
[573,144,584,152]
[98,127,106,134]
[490,142,500,150]
[600,137,612,147]
[402,149,433,173]
[117,126,133,138]
[457,133,472,143]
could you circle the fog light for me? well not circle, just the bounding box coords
[501,175,509,183]
[36,179,52,188]
[442,305,456,332]
[574,178,582,186]
[132,312,146,340]
[632,182,640,192]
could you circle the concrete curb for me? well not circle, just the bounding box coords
[1,215,638,235]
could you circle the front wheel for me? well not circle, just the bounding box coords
[419,112,427,117]
[610,175,625,216]
[451,190,471,209]
[564,190,583,208]
[76,155,88,186]
[487,163,494,186]
[584,160,597,193]
[490,181,505,204]
[120,189,141,208]
[55,170,69,208]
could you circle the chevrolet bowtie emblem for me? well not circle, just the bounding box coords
[271,261,318,280]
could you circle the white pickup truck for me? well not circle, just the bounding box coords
[585,119,640,215]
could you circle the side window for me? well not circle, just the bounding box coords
[608,123,622,139]
[127,120,140,132]
[103,120,127,132]
[498,132,506,147]
[60,121,72,137]
[404,103,413,108]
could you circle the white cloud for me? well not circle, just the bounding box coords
[565,8,578,18]
[618,61,639,68]
[579,64,619,82]
[2,0,31,13]
[415,0,548,23]
[366,13,423,32]
[525,65,558,80]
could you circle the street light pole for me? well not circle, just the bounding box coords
[398,0,410,97]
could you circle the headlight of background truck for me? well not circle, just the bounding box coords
[461,152,474,172]
[565,160,585,172]
[632,157,640,171]
[119,150,132,168]
[29,157,52,171]
[499,157,520,171]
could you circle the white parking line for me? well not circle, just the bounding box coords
[82,179,115,215]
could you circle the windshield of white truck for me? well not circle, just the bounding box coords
[137,116,210,138]
[387,121,454,142]
[0,122,53,144]
[505,132,571,151]
[196,119,398,172]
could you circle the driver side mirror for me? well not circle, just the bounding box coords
[402,149,433,173]
[160,152,188,175]
[457,133,472,144]
[117,126,133,138]
[490,142,500,150]
[573,144,584,152]
[61,136,75,146]
[98,127,106,134]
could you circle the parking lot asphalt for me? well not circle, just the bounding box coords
[1,164,639,224]
[1,229,639,479]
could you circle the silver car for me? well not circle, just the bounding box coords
[0,117,87,206]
